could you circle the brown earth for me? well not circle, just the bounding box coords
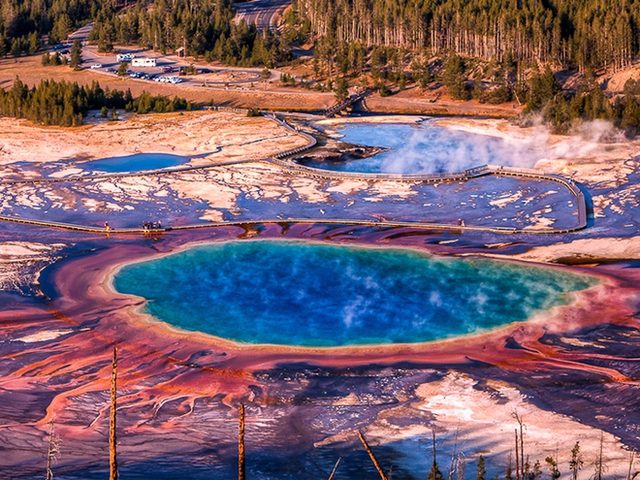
[0,54,521,116]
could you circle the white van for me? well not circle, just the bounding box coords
[168,76,182,84]
[132,57,157,67]
[116,53,132,62]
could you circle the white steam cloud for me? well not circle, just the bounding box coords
[378,118,629,174]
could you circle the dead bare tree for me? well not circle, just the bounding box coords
[594,432,607,480]
[512,412,525,480]
[45,418,61,480]
[455,452,466,480]
[327,457,342,480]
[627,450,636,480]
[448,427,460,480]
[109,346,118,480]
[358,430,388,480]
[239,404,245,480]
[515,429,520,480]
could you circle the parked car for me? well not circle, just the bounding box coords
[59,49,69,54]
[199,68,213,74]
[161,66,174,73]
[106,67,117,73]
[90,63,102,69]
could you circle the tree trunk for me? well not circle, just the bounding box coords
[239,404,245,480]
[358,431,388,480]
[109,347,118,480]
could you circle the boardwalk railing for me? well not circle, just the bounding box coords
[0,214,585,236]
[323,91,370,118]
[264,113,587,233]
[0,113,588,236]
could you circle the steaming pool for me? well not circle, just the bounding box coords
[114,241,596,347]
[301,122,541,174]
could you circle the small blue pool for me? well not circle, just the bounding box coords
[82,153,194,173]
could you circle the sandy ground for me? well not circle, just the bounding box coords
[0,110,306,166]
[349,372,631,478]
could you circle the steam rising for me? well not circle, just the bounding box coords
[337,119,628,175]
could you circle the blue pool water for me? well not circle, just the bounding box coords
[82,153,193,173]
[114,241,596,347]
[304,122,540,174]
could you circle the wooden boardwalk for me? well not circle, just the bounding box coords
[0,213,583,236]
[0,113,588,237]
[323,91,370,118]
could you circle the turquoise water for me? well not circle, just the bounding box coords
[113,241,596,347]
[305,122,540,174]
[82,153,191,173]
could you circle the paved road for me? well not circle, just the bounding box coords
[62,22,287,86]
[57,19,332,96]
[234,0,292,31]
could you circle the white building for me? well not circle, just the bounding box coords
[131,57,156,67]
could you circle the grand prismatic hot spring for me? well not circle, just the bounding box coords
[113,241,598,347]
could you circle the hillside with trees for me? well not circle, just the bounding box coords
[88,0,290,66]
[0,77,192,126]
[2,0,640,133]
[296,0,639,72]
[0,0,105,56]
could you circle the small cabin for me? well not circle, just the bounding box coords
[131,57,156,67]
[175,47,185,58]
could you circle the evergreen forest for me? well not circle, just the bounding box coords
[88,0,291,66]
[297,0,639,72]
[3,0,640,132]
[0,77,192,126]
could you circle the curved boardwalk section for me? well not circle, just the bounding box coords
[0,114,587,236]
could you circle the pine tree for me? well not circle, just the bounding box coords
[477,456,486,480]
[117,62,129,77]
[505,454,513,480]
[0,32,7,57]
[28,32,41,54]
[10,39,22,57]
[569,442,583,480]
[545,456,561,480]
[334,77,349,101]
[69,40,82,69]
[428,430,444,480]
[443,53,469,101]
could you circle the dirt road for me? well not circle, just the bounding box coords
[234,0,291,30]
